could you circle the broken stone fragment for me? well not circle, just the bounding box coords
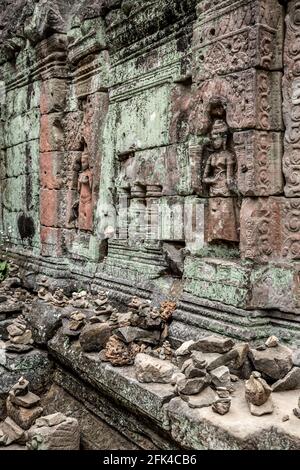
[271,367,300,392]
[7,323,26,337]
[265,336,279,348]
[293,408,300,419]
[171,372,186,385]
[175,340,195,357]
[210,366,231,389]
[105,335,140,366]
[212,398,231,415]
[10,330,32,345]
[249,397,274,416]
[245,372,272,406]
[184,386,217,409]
[216,387,230,399]
[249,345,293,381]
[0,417,25,446]
[5,343,33,353]
[114,326,160,345]
[10,391,40,409]
[292,350,300,367]
[135,353,176,384]
[184,362,207,379]
[6,397,43,430]
[282,415,290,422]
[193,335,235,354]
[79,323,111,353]
[27,413,80,450]
[177,375,211,395]
[190,351,207,369]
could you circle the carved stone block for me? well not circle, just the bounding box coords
[241,197,300,261]
[234,131,283,196]
[189,70,283,134]
[40,189,68,228]
[282,0,300,197]
[193,0,283,80]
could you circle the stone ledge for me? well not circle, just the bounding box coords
[167,383,300,450]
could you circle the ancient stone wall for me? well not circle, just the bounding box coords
[1,0,300,347]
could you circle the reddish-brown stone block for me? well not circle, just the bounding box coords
[40,152,64,190]
[40,226,63,257]
[282,0,300,197]
[40,79,67,115]
[40,189,60,227]
[40,113,64,153]
[241,197,300,261]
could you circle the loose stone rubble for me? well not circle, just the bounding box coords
[0,0,300,451]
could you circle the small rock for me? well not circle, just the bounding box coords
[293,408,300,419]
[271,367,300,392]
[249,397,274,416]
[7,323,26,337]
[6,397,43,430]
[171,372,186,385]
[175,340,195,356]
[135,353,176,384]
[230,374,239,383]
[245,372,272,406]
[191,351,207,369]
[79,323,111,353]
[282,415,290,422]
[5,343,33,353]
[265,336,279,348]
[10,377,29,396]
[212,398,231,415]
[210,366,231,389]
[256,345,266,351]
[185,387,217,409]
[216,387,230,399]
[10,330,32,345]
[36,413,66,427]
[177,376,211,395]
[193,335,235,354]
[0,417,25,446]
[185,363,207,379]
[115,326,160,345]
[10,391,40,409]
[249,345,293,381]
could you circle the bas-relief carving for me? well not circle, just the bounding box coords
[24,0,66,44]
[283,0,300,197]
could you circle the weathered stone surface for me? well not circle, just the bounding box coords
[24,299,64,345]
[79,323,111,352]
[272,368,300,392]
[135,353,176,384]
[27,413,80,450]
[249,345,293,381]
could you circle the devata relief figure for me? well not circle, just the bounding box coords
[78,150,93,231]
[203,119,240,243]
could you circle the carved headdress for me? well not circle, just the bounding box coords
[211,119,228,134]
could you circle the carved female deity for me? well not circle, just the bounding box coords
[78,150,93,231]
[203,119,239,243]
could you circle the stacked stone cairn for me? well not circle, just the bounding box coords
[0,377,80,449]
[5,315,34,353]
